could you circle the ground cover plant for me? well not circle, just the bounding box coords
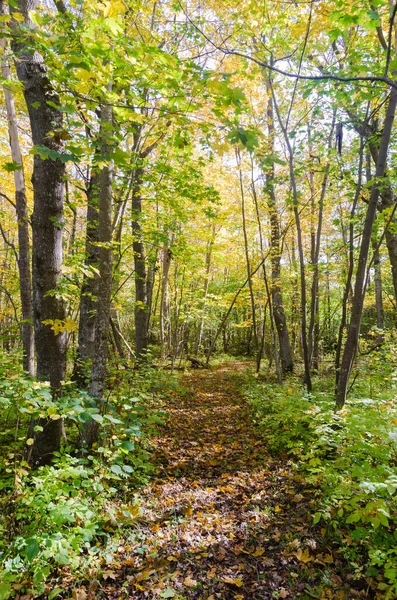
[243,348,397,598]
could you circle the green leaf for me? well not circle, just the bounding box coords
[161,589,176,598]
[48,588,64,600]
[26,537,40,561]
[120,441,135,452]
[0,583,12,600]
[110,464,123,475]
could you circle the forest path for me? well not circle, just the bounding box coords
[106,363,349,600]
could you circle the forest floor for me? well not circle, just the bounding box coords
[94,363,364,600]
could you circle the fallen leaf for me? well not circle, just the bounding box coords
[183,576,197,587]
[295,548,313,563]
[253,547,265,557]
[223,577,244,587]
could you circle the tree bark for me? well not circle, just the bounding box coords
[335,85,397,408]
[0,3,34,375]
[270,79,311,390]
[74,171,101,385]
[13,0,67,465]
[82,101,114,449]
[131,166,149,360]
[265,80,293,373]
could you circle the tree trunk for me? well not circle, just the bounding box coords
[308,116,335,371]
[270,79,311,390]
[159,240,172,357]
[1,1,34,375]
[336,85,397,408]
[13,0,67,466]
[131,166,149,360]
[237,148,258,355]
[265,81,293,373]
[74,171,101,385]
[335,140,364,383]
[82,101,114,449]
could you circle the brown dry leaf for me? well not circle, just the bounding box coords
[207,567,217,578]
[102,571,117,581]
[223,577,244,587]
[279,589,289,598]
[72,590,87,600]
[183,576,197,587]
[295,548,313,563]
[293,494,304,503]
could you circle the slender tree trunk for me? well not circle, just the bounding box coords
[336,85,397,408]
[74,171,101,385]
[335,140,364,382]
[159,240,172,357]
[196,224,215,354]
[251,158,282,380]
[1,1,34,375]
[13,0,67,465]
[131,166,149,360]
[237,148,258,355]
[265,82,293,373]
[270,80,311,390]
[372,243,385,340]
[82,101,114,448]
[308,116,335,371]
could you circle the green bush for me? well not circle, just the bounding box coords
[243,368,397,597]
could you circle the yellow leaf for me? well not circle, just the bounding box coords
[26,438,34,446]
[183,576,197,587]
[12,12,25,22]
[103,0,126,17]
[222,577,244,587]
[295,548,312,563]
[253,547,265,557]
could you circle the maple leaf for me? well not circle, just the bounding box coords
[295,549,313,563]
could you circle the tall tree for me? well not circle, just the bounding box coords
[12,0,67,465]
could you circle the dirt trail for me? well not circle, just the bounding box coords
[105,364,350,599]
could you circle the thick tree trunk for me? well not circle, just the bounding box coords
[13,0,67,465]
[265,86,293,373]
[1,1,34,375]
[336,85,397,408]
[82,102,114,449]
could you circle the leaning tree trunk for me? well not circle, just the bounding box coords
[335,84,397,409]
[1,1,34,375]
[13,0,67,466]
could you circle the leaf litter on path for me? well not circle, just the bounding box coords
[95,364,368,599]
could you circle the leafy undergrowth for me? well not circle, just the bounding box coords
[0,355,176,600]
[2,360,395,599]
[244,366,397,600]
[52,362,374,600]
